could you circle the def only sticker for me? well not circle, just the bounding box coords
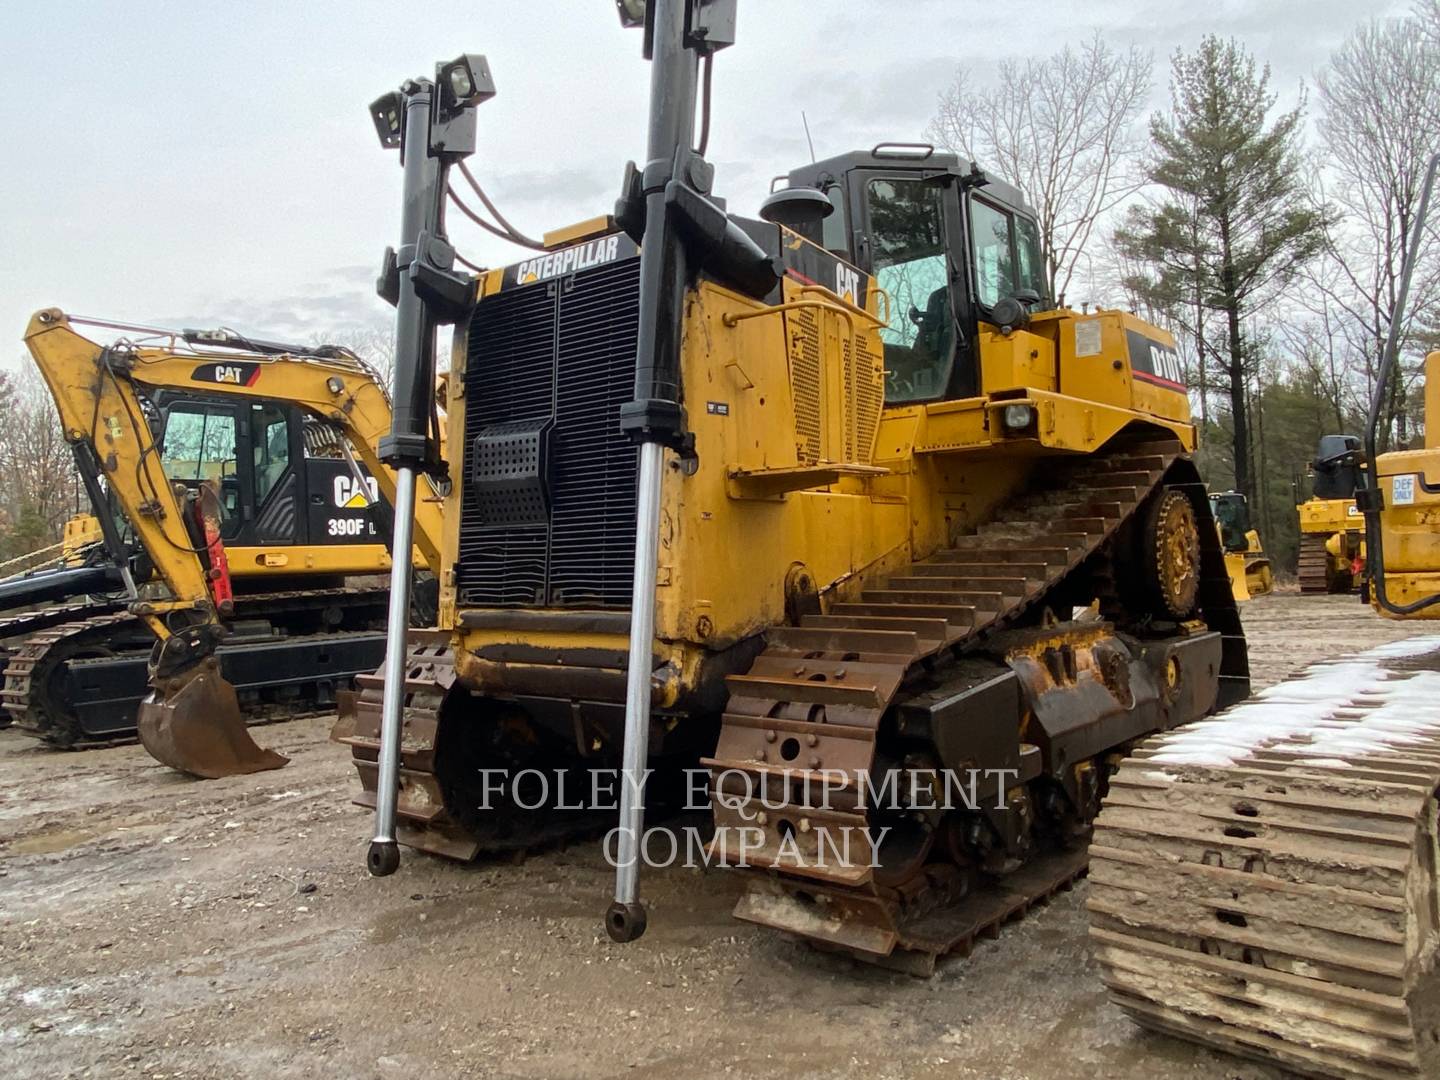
[1393,474,1416,505]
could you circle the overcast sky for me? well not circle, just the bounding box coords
[0,0,1408,364]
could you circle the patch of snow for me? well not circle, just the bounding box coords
[1147,637,1440,770]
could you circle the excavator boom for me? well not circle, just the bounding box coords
[21,309,444,776]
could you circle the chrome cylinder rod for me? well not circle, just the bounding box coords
[367,463,417,876]
[606,440,664,940]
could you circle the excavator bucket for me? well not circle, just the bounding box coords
[137,660,288,778]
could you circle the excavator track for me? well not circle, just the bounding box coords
[1089,638,1440,1080]
[0,597,127,725]
[1299,533,1336,594]
[706,436,1248,974]
[3,587,393,749]
[2,613,138,746]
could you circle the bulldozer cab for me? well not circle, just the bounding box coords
[1208,492,1252,553]
[782,145,1049,403]
[151,390,380,550]
[1311,434,1363,500]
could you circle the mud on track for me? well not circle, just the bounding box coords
[0,592,1420,1079]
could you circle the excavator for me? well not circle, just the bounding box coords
[350,0,1247,972]
[7,310,443,777]
[1296,434,1365,593]
[1207,490,1274,601]
[1090,152,1440,1078]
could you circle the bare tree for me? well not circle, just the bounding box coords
[1313,14,1440,450]
[0,364,84,562]
[1419,0,1440,49]
[926,33,1151,305]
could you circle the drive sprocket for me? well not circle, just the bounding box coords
[1141,488,1200,619]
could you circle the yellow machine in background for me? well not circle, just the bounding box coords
[1207,491,1273,601]
[60,514,103,565]
[1296,434,1364,593]
[1369,351,1440,617]
[11,310,444,773]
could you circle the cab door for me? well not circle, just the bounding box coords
[157,400,250,542]
[847,169,980,402]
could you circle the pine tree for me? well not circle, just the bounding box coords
[1116,37,1330,498]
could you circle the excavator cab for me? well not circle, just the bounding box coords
[152,391,380,554]
[778,145,1049,403]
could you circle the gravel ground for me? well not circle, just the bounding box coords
[0,591,1428,1079]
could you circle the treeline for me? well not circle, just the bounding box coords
[0,368,84,565]
[930,3,1440,572]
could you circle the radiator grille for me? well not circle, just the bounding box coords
[790,305,822,466]
[785,303,884,467]
[456,256,640,608]
[846,334,884,463]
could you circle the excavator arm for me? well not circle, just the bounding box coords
[22,308,444,776]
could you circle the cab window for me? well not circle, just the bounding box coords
[1015,215,1044,296]
[820,183,849,258]
[867,177,954,404]
[251,403,290,505]
[161,406,237,484]
[160,405,240,531]
[971,195,1047,310]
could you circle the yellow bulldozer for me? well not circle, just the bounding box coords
[1207,490,1274,601]
[348,2,1247,970]
[1360,379,1440,618]
[5,311,443,775]
[1296,434,1365,593]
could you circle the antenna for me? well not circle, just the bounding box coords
[801,110,816,164]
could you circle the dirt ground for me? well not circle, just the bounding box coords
[1,592,1430,1080]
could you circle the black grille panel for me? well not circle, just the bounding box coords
[456,256,640,608]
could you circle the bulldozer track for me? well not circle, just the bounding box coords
[2,586,393,749]
[1089,639,1440,1079]
[705,435,1247,974]
[333,631,489,861]
[1299,533,1335,594]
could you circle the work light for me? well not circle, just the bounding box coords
[370,91,404,148]
[615,0,647,27]
[437,54,496,115]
